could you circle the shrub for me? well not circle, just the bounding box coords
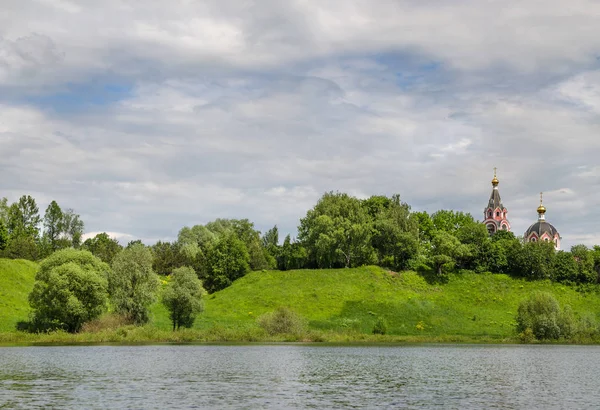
[109,244,160,324]
[372,317,388,335]
[162,266,206,330]
[258,307,306,335]
[516,291,573,341]
[28,249,109,333]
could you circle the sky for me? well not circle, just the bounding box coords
[1,0,600,249]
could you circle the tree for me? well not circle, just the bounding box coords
[298,192,375,268]
[82,232,123,264]
[427,231,464,275]
[109,243,160,324]
[61,209,84,248]
[509,241,555,279]
[0,220,8,251]
[162,266,205,330]
[152,241,186,275]
[431,210,476,234]
[0,197,8,225]
[369,195,419,270]
[516,291,574,340]
[28,249,109,332]
[570,244,596,283]
[262,225,279,248]
[277,235,308,270]
[8,195,41,238]
[551,251,579,283]
[44,200,64,251]
[203,233,250,293]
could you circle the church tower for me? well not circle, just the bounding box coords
[483,168,511,234]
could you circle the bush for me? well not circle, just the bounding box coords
[162,267,206,330]
[372,317,388,335]
[516,291,573,341]
[258,307,306,335]
[109,244,160,325]
[28,249,109,333]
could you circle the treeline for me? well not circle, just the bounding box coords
[3,192,600,292]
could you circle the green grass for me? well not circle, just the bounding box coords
[0,259,38,332]
[3,259,600,343]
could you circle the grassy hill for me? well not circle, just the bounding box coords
[2,258,600,342]
[0,259,38,332]
[191,266,600,339]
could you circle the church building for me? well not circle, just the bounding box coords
[481,169,562,249]
[483,169,511,234]
[524,193,561,250]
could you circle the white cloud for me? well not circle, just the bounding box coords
[1,1,600,250]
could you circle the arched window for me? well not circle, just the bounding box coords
[544,238,549,242]
[496,211,500,217]
[488,211,492,218]
[531,237,537,242]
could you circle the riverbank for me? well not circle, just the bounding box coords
[3,260,600,345]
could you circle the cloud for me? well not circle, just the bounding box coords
[1,1,600,250]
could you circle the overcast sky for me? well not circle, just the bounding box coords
[1,0,600,249]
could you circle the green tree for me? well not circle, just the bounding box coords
[509,241,555,279]
[369,195,419,270]
[298,192,375,268]
[8,195,41,238]
[61,209,84,248]
[551,251,579,283]
[431,210,476,234]
[0,197,8,225]
[28,249,109,332]
[82,232,123,264]
[43,200,64,251]
[204,233,250,293]
[277,235,308,270]
[0,220,8,251]
[109,244,160,324]
[162,266,205,330]
[570,244,596,283]
[152,241,186,275]
[516,291,574,340]
[427,231,465,275]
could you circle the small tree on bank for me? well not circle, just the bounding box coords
[162,267,206,331]
[516,291,575,341]
[28,249,109,332]
[109,244,160,325]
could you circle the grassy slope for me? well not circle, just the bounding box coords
[2,258,600,341]
[191,266,600,339]
[0,259,38,332]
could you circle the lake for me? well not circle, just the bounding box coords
[0,344,599,409]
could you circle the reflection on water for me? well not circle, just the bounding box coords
[1,344,599,409]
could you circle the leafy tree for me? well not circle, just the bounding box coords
[43,200,64,251]
[262,225,279,249]
[82,232,123,264]
[28,249,109,332]
[298,192,375,268]
[370,195,419,270]
[0,220,8,251]
[7,195,41,238]
[109,244,160,324]
[162,266,205,330]
[431,210,476,234]
[551,251,579,283]
[509,241,555,279]
[152,241,186,275]
[516,291,574,340]
[570,244,596,283]
[277,235,308,270]
[413,211,435,243]
[126,239,144,249]
[204,233,250,293]
[0,197,8,225]
[3,233,38,260]
[427,231,464,275]
[60,209,84,248]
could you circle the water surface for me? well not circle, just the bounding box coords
[1,344,598,409]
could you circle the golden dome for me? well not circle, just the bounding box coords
[537,192,546,214]
[491,167,499,186]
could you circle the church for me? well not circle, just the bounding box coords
[483,169,561,250]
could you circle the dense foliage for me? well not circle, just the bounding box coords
[109,244,160,324]
[28,249,109,332]
[4,191,600,298]
[162,266,206,330]
[516,292,575,340]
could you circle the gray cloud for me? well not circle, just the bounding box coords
[1,1,600,249]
